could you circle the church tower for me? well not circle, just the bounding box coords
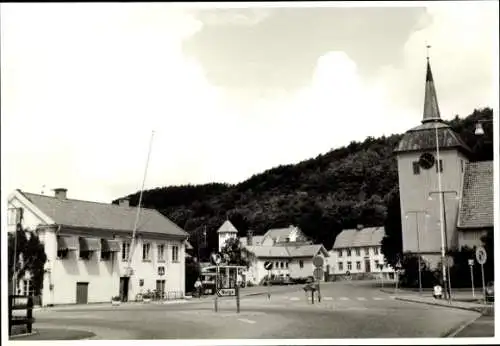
[217,220,238,252]
[394,55,473,268]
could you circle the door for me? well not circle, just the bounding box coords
[156,280,165,299]
[119,277,129,302]
[76,282,89,304]
[364,259,371,273]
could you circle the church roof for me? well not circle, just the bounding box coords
[216,220,239,234]
[458,161,494,229]
[394,58,472,156]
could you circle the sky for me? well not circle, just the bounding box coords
[1,1,498,204]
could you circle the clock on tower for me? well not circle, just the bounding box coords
[418,152,435,169]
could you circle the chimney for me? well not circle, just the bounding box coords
[356,224,364,231]
[53,188,67,200]
[247,230,253,246]
[118,198,130,207]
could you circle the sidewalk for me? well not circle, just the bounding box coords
[34,298,190,312]
[382,288,493,313]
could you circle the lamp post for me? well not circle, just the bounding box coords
[196,226,207,263]
[428,189,459,302]
[474,119,493,136]
[405,211,429,294]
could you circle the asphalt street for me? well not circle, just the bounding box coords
[30,280,486,340]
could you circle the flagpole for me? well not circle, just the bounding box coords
[127,130,155,272]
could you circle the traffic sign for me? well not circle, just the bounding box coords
[264,261,273,270]
[313,267,324,280]
[211,253,221,265]
[217,288,236,297]
[468,259,475,266]
[476,246,487,265]
[313,256,324,268]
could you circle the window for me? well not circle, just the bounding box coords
[157,244,165,262]
[299,260,304,268]
[461,159,464,172]
[22,279,35,296]
[338,250,342,257]
[412,161,420,175]
[122,242,130,261]
[7,208,23,225]
[285,262,289,269]
[356,261,361,270]
[101,251,112,261]
[142,243,151,261]
[436,159,443,173]
[364,248,369,256]
[355,248,360,256]
[347,249,351,257]
[338,262,343,271]
[374,247,379,255]
[347,262,352,271]
[280,262,284,269]
[375,260,380,269]
[172,246,179,262]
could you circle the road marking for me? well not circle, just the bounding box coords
[290,297,300,301]
[238,318,256,324]
[339,297,349,301]
[357,297,367,301]
[323,297,333,301]
[373,297,384,300]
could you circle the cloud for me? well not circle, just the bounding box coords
[2,3,497,204]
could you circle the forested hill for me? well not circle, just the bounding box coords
[114,108,493,256]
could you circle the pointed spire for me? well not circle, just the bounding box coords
[422,46,441,124]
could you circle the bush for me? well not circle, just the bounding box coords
[246,281,255,287]
[398,254,438,289]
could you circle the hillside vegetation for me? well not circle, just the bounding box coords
[115,108,493,258]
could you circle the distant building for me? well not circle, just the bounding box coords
[329,225,395,280]
[217,222,328,285]
[394,57,493,268]
[7,188,189,306]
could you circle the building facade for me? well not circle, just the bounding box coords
[7,189,189,306]
[394,57,493,269]
[329,225,395,280]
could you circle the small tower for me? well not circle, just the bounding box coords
[217,220,238,252]
[394,53,473,268]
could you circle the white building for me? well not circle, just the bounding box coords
[329,225,395,280]
[218,222,329,285]
[7,188,189,306]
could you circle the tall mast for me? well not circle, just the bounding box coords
[127,130,155,272]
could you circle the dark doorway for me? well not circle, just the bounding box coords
[364,259,371,273]
[119,277,129,302]
[156,280,166,299]
[76,282,89,304]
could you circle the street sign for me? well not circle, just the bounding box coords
[468,259,475,266]
[313,267,324,280]
[476,247,487,265]
[217,288,236,297]
[446,256,454,267]
[264,261,273,270]
[211,253,221,265]
[313,256,324,268]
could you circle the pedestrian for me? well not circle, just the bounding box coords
[433,282,442,299]
[194,277,202,298]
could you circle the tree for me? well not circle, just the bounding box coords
[8,227,47,295]
[381,188,403,268]
[184,256,201,294]
[220,237,249,267]
[481,229,494,282]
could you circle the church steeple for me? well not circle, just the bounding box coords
[422,50,442,124]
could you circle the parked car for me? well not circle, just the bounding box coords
[485,281,494,302]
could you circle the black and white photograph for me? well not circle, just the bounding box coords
[2,1,497,343]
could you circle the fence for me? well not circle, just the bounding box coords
[8,295,34,336]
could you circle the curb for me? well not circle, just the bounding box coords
[395,296,486,313]
[9,331,39,340]
[442,312,484,337]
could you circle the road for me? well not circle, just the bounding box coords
[30,280,485,339]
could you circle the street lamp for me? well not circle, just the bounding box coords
[405,211,429,294]
[195,226,207,263]
[428,189,459,302]
[474,119,493,136]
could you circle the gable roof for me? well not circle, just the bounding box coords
[332,226,385,249]
[244,244,329,259]
[18,191,188,238]
[262,225,306,243]
[239,235,264,247]
[458,161,494,229]
[216,220,238,234]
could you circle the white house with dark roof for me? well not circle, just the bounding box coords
[7,188,189,306]
[329,225,395,280]
[217,221,328,284]
[394,56,494,268]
